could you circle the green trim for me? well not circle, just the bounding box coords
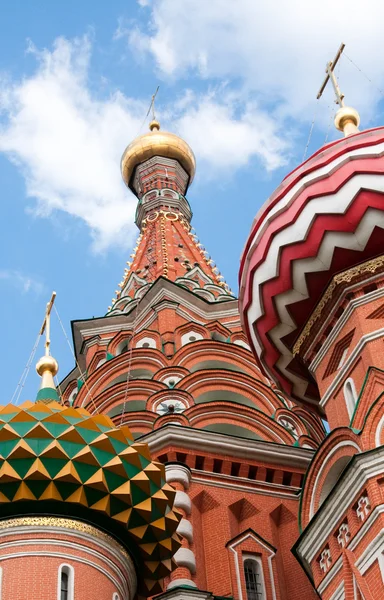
[36,387,59,402]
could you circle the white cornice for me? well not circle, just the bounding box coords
[143,424,313,468]
[191,471,301,499]
[297,447,384,563]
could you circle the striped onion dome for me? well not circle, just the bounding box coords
[240,127,384,409]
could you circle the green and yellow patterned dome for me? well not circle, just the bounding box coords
[0,398,181,596]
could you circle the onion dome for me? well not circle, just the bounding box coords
[0,399,181,597]
[121,120,196,192]
[239,126,384,409]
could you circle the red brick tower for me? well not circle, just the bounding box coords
[240,92,384,596]
[58,118,325,600]
[0,300,181,600]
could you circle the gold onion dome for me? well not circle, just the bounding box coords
[0,400,181,597]
[121,119,196,189]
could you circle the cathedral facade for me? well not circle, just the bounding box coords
[0,99,383,598]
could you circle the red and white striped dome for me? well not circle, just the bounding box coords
[239,127,384,409]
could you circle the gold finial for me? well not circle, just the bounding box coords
[317,43,360,137]
[149,119,160,131]
[36,292,59,402]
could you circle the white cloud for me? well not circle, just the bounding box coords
[175,94,288,172]
[0,34,291,250]
[0,35,144,251]
[129,0,384,124]
[0,270,45,295]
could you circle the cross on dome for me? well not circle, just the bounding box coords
[317,43,360,136]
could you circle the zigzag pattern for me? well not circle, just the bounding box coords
[240,127,384,407]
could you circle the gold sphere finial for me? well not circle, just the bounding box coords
[36,355,59,377]
[149,119,160,132]
[334,106,360,137]
[121,121,196,190]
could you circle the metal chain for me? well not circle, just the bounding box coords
[11,332,41,405]
[343,52,384,98]
[303,99,319,161]
[53,304,99,414]
[120,301,141,426]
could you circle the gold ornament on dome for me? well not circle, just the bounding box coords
[121,121,196,188]
[293,255,384,355]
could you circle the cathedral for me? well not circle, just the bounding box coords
[0,59,383,599]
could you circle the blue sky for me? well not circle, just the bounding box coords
[1,0,384,404]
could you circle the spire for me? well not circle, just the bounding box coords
[317,43,360,137]
[35,291,60,404]
[108,115,234,314]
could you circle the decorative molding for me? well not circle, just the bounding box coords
[297,447,384,564]
[173,548,196,574]
[306,278,384,367]
[166,578,197,590]
[320,327,384,407]
[143,424,314,468]
[165,464,192,489]
[294,255,384,355]
[174,491,191,515]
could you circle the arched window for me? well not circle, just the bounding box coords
[136,337,156,349]
[58,564,74,600]
[244,557,265,600]
[112,594,120,600]
[344,378,358,419]
[116,339,130,356]
[181,331,204,346]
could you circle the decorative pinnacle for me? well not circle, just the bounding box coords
[36,291,60,404]
[149,119,160,132]
[317,43,360,137]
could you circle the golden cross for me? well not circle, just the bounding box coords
[317,43,345,106]
[147,85,160,121]
[39,291,56,357]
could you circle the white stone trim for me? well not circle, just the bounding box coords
[165,464,192,490]
[297,448,384,564]
[144,425,313,469]
[243,553,268,600]
[57,563,75,600]
[174,491,192,515]
[167,578,197,590]
[0,551,128,599]
[355,527,384,582]
[191,472,300,499]
[375,413,384,447]
[309,441,361,519]
[320,327,384,407]
[328,581,345,600]
[173,548,196,574]
[177,519,193,543]
[0,526,136,599]
[227,532,277,600]
[317,556,343,595]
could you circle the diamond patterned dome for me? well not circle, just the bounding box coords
[0,400,181,596]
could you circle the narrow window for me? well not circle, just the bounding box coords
[244,558,264,600]
[58,565,74,600]
[112,594,120,600]
[344,378,358,419]
[61,571,68,600]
